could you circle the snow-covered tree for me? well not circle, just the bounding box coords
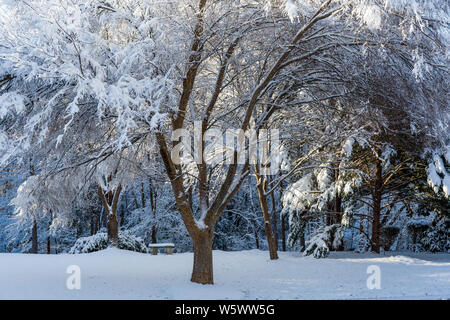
[0,0,448,283]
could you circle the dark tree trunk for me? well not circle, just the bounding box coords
[132,191,139,209]
[300,232,306,252]
[120,205,125,226]
[335,196,342,222]
[326,202,333,226]
[334,166,342,224]
[30,158,38,254]
[76,218,82,238]
[149,182,157,244]
[47,236,51,254]
[256,177,278,260]
[253,221,260,249]
[191,230,214,284]
[281,214,286,251]
[140,182,146,208]
[335,194,345,251]
[371,157,383,253]
[279,177,286,251]
[47,212,52,254]
[90,208,95,235]
[96,208,101,233]
[31,217,38,254]
[151,226,157,244]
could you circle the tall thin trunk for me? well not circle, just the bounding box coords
[270,185,278,251]
[30,157,38,254]
[256,176,278,260]
[140,182,146,208]
[120,205,125,226]
[279,177,286,251]
[335,194,344,251]
[149,182,157,244]
[300,232,306,252]
[191,229,214,284]
[326,203,333,226]
[96,208,101,233]
[253,221,260,249]
[47,212,52,254]
[90,207,95,235]
[76,217,82,238]
[281,214,286,251]
[371,157,383,253]
[31,217,38,254]
[132,191,139,209]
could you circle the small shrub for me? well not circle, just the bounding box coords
[69,231,148,254]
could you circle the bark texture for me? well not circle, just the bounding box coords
[191,229,215,284]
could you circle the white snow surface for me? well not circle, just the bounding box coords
[0,249,448,300]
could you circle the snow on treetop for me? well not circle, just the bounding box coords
[427,153,450,198]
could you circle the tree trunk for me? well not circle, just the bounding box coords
[335,194,345,251]
[31,217,38,254]
[97,184,122,247]
[253,221,260,249]
[270,186,278,251]
[191,230,214,284]
[47,212,52,254]
[96,208,101,233]
[371,157,383,253]
[280,177,286,251]
[30,158,38,254]
[281,214,286,251]
[300,232,306,252]
[372,205,381,253]
[120,205,125,226]
[256,177,278,260]
[107,212,119,247]
[149,182,157,244]
[132,191,139,209]
[90,208,95,235]
[47,236,51,254]
[140,182,146,208]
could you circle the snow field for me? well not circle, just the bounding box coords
[0,249,448,299]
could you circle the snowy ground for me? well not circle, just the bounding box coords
[0,249,449,299]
